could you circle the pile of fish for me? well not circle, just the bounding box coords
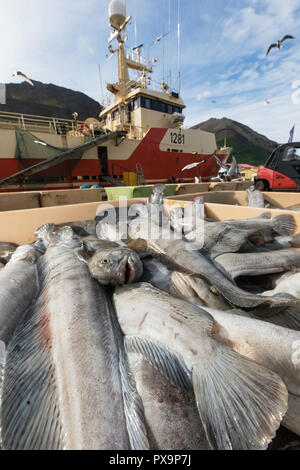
[0,185,300,451]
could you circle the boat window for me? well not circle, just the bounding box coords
[112,109,119,120]
[132,96,183,115]
[133,97,140,110]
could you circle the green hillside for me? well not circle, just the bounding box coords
[0,81,102,121]
[193,117,278,167]
[216,137,269,166]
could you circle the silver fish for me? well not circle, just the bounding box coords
[84,241,143,286]
[0,242,18,265]
[263,272,300,299]
[247,186,265,208]
[186,223,268,259]
[0,225,142,450]
[113,283,288,450]
[0,243,43,347]
[204,307,300,437]
[214,249,300,280]
[128,219,300,310]
[141,258,230,309]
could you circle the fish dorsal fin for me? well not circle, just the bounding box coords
[125,336,192,391]
[1,297,65,450]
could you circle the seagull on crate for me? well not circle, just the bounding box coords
[181,161,205,172]
[12,71,34,86]
[266,35,295,56]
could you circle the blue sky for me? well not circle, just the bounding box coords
[1,0,300,144]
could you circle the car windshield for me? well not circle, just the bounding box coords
[282,147,300,161]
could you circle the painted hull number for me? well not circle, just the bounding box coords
[170,132,185,145]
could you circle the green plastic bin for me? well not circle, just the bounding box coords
[105,184,177,201]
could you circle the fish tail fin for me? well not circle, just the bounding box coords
[192,342,288,450]
[272,215,296,236]
[54,226,74,242]
[35,224,56,246]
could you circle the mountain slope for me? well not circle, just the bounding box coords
[192,117,278,166]
[0,81,102,121]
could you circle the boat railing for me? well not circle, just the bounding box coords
[0,110,84,135]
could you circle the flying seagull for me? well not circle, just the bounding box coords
[266,35,295,56]
[152,32,169,46]
[213,154,230,172]
[12,71,34,86]
[264,98,271,105]
[181,161,205,172]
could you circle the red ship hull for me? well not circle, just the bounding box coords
[0,128,229,192]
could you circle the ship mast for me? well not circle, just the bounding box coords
[107,0,153,100]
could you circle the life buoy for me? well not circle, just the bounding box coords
[80,123,92,136]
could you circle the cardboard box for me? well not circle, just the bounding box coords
[0,188,103,212]
[1,197,299,245]
[166,190,300,209]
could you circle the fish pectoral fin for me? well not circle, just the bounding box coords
[192,342,288,450]
[1,301,65,450]
[77,246,90,264]
[124,336,192,391]
[127,239,149,253]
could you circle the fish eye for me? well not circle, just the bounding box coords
[100,258,110,265]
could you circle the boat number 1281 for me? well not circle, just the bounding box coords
[170,132,185,145]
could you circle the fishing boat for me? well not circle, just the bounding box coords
[0,0,231,193]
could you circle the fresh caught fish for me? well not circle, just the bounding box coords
[263,272,300,299]
[186,214,296,256]
[203,307,300,436]
[170,271,232,310]
[0,225,141,450]
[0,243,43,348]
[56,220,97,237]
[128,218,300,309]
[169,198,205,235]
[218,213,296,237]
[84,241,143,286]
[247,186,265,208]
[186,223,268,259]
[0,242,18,265]
[214,249,300,280]
[148,184,165,206]
[113,283,288,450]
[141,258,230,309]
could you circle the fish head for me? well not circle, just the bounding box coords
[88,247,143,286]
[9,244,43,264]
